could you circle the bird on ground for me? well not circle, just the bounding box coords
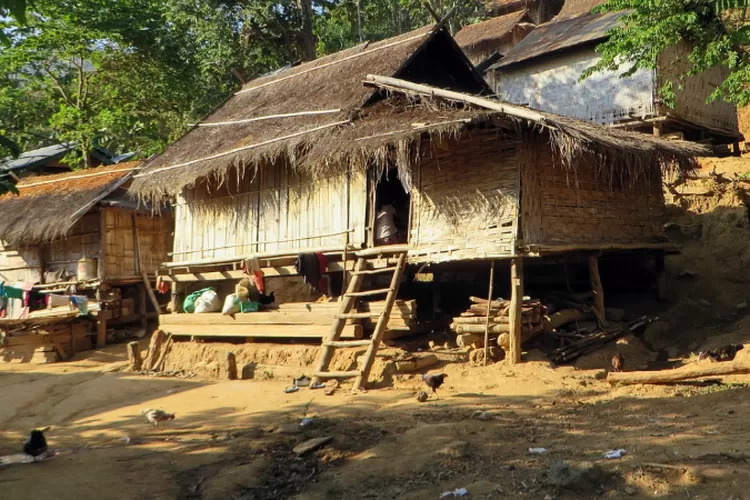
[611,353,624,372]
[699,344,744,362]
[422,372,447,399]
[23,427,50,459]
[141,409,175,428]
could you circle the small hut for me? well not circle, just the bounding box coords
[454,11,535,86]
[488,5,741,145]
[0,163,173,363]
[130,24,705,384]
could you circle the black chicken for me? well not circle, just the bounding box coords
[611,353,624,372]
[699,344,744,362]
[259,291,275,305]
[23,427,50,459]
[422,372,447,399]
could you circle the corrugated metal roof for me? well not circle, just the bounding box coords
[0,143,74,172]
[493,10,626,68]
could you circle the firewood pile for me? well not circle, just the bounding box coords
[450,296,546,351]
[548,316,655,364]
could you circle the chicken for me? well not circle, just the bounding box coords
[611,353,624,372]
[698,344,743,362]
[141,409,175,428]
[23,427,50,458]
[422,372,447,399]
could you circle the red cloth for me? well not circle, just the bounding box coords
[252,271,264,293]
[314,252,327,294]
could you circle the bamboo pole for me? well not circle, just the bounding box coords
[483,261,495,366]
[588,254,607,328]
[197,109,342,126]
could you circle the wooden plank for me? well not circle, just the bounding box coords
[508,257,523,364]
[163,323,362,339]
[158,312,359,325]
[96,311,107,347]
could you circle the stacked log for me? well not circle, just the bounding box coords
[450,296,546,350]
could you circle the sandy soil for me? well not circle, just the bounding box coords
[4,338,750,500]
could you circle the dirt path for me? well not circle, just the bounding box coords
[3,342,750,500]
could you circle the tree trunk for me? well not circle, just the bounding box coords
[296,0,317,61]
[607,358,750,386]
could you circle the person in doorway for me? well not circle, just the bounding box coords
[375,203,398,246]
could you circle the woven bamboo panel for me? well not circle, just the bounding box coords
[409,129,520,263]
[172,160,366,262]
[45,212,101,279]
[104,208,137,279]
[135,213,173,275]
[520,140,665,245]
[0,243,42,283]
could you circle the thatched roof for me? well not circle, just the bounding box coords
[130,24,489,200]
[554,0,607,20]
[454,11,530,50]
[0,163,139,246]
[130,23,707,202]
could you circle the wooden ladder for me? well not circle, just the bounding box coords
[312,251,407,389]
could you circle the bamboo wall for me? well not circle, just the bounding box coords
[102,208,173,279]
[172,160,367,263]
[519,138,665,246]
[408,128,520,263]
[657,42,738,135]
[0,245,42,283]
[45,212,101,279]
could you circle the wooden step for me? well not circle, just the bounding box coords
[323,340,373,347]
[335,312,382,320]
[345,288,392,298]
[313,370,361,378]
[352,266,399,276]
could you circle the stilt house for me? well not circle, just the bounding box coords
[487,2,741,145]
[0,163,173,362]
[130,24,706,386]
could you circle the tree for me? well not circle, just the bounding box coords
[583,0,750,107]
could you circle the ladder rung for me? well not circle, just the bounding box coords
[345,288,393,297]
[352,266,399,276]
[335,312,381,319]
[323,340,373,347]
[313,370,361,378]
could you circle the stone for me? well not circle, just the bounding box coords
[293,436,333,455]
[624,486,636,496]
[546,461,604,491]
[438,440,471,458]
[275,423,301,435]
[416,391,429,403]
[241,363,256,380]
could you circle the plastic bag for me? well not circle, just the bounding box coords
[222,293,241,316]
[194,289,221,313]
[183,287,214,313]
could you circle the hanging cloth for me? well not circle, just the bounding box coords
[295,253,321,292]
[315,252,328,294]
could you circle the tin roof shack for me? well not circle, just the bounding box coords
[130,24,705,383]
[489,10,741,145]
[0,163,173,362]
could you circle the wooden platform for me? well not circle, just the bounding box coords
[0,320,94,363]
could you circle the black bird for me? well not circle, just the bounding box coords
[259,291,275,305]
[422,372,448,399]
[23,427,50,459]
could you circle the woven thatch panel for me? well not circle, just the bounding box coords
[409,128,520,263]
[45,212,101,279]
[172,161,367,264]
[520,139,665,245]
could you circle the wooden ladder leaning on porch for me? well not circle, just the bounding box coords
[312,251,407,390]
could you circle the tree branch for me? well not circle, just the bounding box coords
[42,68,75,107]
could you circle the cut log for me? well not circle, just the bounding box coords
[452,323,539,335]
[497,324,542,349]
[452,316,510,325]
[469,296,509,307]
[394,354,439,372]
[127,341,142,371]
[456,332,485,348]
[607,358,750,385]
[542,309,589,333]
[226,351,238,380]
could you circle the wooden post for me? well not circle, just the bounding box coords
[483,261,495,366]
[127,341,142,371]
[143,329,166,370]
[341,232,349,302]
[96,310,107,347]
[141,270,161,314]
[226,351,238,380]
[98,209,107,282]
[588,254,607,327]
[508,257,523,364]
[652,123,662,137]
[138,284,148,333]
[170,282,181,314]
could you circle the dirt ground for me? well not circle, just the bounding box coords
[5,156,750,499]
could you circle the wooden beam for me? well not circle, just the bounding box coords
[588,254,607,328]
[138,284,148,333]
[96,310,107,347]
[127,341,142,371]
[141,270,161,314]
[608,358,750,386]
[508,257,523,364]
[162,322,363,339]
[483,260,495,366]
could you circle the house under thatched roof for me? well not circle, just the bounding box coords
[454,11,532,51]
[0,163,139,246]
[131,23,705,206]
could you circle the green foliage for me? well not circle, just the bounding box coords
[0,0,490,168]
[582,0,750,107]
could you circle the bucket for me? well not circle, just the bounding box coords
[76,257,96,282]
